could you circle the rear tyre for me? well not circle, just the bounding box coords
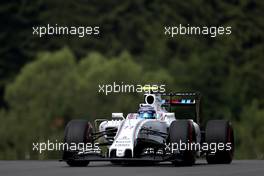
[169,120,196,166]
[63,119,93,167]
[205,120,234,164]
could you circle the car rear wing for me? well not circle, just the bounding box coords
[159,92,202,124]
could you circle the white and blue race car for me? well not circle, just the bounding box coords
[62,92,234,166]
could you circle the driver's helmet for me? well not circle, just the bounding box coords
[138,105,156,119]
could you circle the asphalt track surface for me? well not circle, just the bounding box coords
[0,160,263,176]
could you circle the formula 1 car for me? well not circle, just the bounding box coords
[62,92,234,166]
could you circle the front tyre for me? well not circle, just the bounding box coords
[205,120,234,164]
[63,119,93,167]
[169,120,196,166]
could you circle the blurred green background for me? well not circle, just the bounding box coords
[0,0,263,159]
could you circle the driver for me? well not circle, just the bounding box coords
[138,105,156,119]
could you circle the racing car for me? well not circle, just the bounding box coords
[62,92,234,166]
